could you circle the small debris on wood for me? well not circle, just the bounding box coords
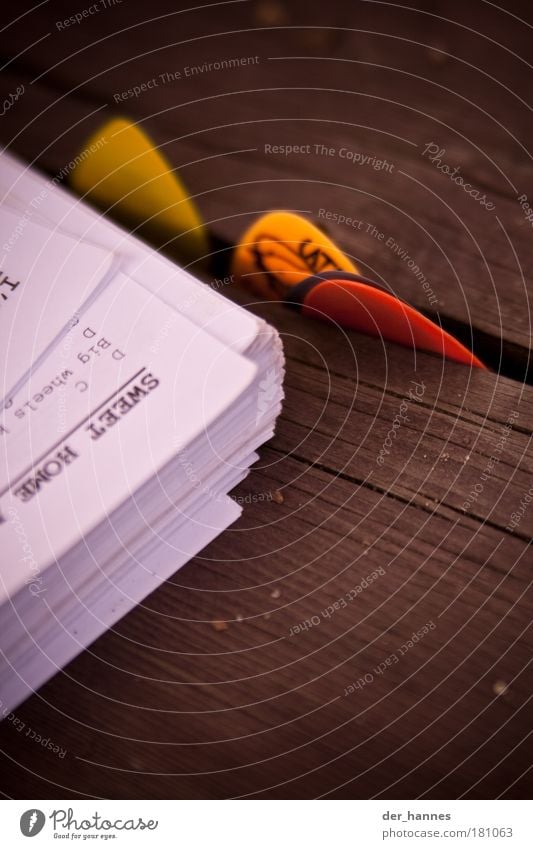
[211,619,229,632]
[255,0,287,25]
[426,44,449,65]
[270,587,281,599]
[271,489,284,504]
[493,680,509,697]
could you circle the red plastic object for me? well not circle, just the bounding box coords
[290,272,486,369]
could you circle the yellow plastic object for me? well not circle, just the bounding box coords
[70,118,207,264]
[231,210,359,299]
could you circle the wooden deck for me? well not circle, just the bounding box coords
[0,0,531,799]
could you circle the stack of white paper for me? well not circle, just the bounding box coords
[0,150,284,714]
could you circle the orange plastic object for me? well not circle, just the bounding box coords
[291,272,486,368]
[231,211,359,299]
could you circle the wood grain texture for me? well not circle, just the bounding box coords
[0,0,531,800]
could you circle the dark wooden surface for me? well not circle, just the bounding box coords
[0,0,532,799]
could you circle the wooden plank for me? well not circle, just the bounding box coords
[2,0,532,201]
[0,0,531,802]
[2,0,532,195]
[262,301,533,538]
